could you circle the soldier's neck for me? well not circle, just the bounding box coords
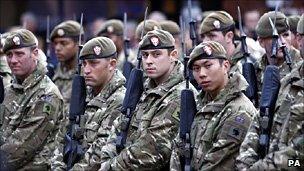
[61,57,77,71]
[226,43,236,59]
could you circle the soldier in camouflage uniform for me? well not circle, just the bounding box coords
[288,15,300,50]
[96,29,197,171]
[97,19,136,72]
[0,32,12,87]
[199,11,258,74]
[236,14,304,170]
[50,20,81,112]
[170,41,257,171]
[0,29,64,170]
[51,37,126,170]
[255,11,302,93]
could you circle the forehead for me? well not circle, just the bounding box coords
[53,37,74,43]
[141,49,166,53]
[193,58,218,65]
[6,47,30,54]
[204,30,224,36]
[82,58,107,63]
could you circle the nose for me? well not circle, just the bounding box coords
[83,65,91,75]
[54,44,61,53]
[199,67,207,78]
[279,35,286,45]
[143,53,153,65]
[202,36,210,42]
[9,55,19,64]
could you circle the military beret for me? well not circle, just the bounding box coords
[256,11,290,38]
[139,29,175,50]
[188,41,227,69]
[199,11,235,35]
[79,36,117,60]
[135,20,161,40]
[97,19,123,36]
[297,14,304,34]
[3,29,38,53]
[160,20,180,36]
[288,15,300,33]
[50,20,82,41]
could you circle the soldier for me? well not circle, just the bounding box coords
[199,11,258,74]
[288,15,301,50]
[51,37,126,170]
[50,20,81,112]
[0,33,12,87]
[94,29,196,170]
[0,29,64,170]
[255,11,302,91]
[236,14,304,170]
[170,41,257,171]
[97,19,135,72]
[160,20,181,52]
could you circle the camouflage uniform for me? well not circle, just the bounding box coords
[255,46,302,94]
[0,55,12,87]
[170,72,257,171]
[53,63,76,112]
[0,62,64,170]
[236,61,304,170]
[51,69,126,170]
[97,61,197,171]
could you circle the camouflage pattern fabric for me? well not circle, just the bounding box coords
[0,62,64,170]
[51,70,126,171]
[255,46,302,96]
[236,61,304,170]
[0,55,12,87]
[97,61,198,171]
[170,73,257,171]
[52,63,77,113]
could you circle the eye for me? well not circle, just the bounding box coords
[142,52,149,59]
[205,64,212,69]
[192,66,200,72]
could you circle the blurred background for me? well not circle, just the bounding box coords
[1,0,303,63]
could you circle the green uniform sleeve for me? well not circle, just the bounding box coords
[0,94,62,170]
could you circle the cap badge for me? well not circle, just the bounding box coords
[12,36,21,45]
[107,26,114,33]
[213,20,221,29]
[93,46,101,55]
[153,26,158,30]
[57,29,65,36]
[150,36,159,46]
[203,45,212,55]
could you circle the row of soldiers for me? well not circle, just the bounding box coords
[0,6,303,171]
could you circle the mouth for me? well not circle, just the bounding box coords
[200,81,211,87]
[145,68,156,73]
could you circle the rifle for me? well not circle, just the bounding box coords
[46,15,55,79]
[237,6,259,107]
[63,13,86,170]
[258,65,280,159]
[269,5,279,63]
[179,15,197,171]
[122,12,133,83]
[188,0,197,47]
[0,76,3,104]
[115,7,148,153]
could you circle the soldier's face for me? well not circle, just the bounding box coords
[259,31,291,61]
[142,49,178,85]
[6,47,38,81]
[201,31,229,48]
[192,58,230,96]
[104,34,123,52]
[53,37,78,63]
[82,58,116,94]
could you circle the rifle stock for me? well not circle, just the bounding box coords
[45,15,55,79]
[122,12,133,82]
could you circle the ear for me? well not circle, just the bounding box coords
[224,31,234,44]
[296,33,302,45]
[169,49,178,62]
[31,48,39,61]
[222,59,231,73]
[108,58,117,71]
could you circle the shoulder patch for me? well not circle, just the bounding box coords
[43,103,52,115]
[228,126,245,140]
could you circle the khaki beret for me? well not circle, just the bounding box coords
[135,20,161,40]
[3,29,38,53]
[50,20,82,41]
[297,14,304,34]
[288,15,300,33]
[160,20,180,36]
[97,19,123,36]
[188,41,227,69]
[199,11,235,35]
[79,37,117,60]
[139,29,175,50]
[256,11,289,38]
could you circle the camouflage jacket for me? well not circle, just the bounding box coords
[97,61,198,171]
[255,46,302,96]
[0,55,12,87]
[170,73,257,171]
[236,61,304,170]
[53,63,77,112]
[51,69,126,171]
[0,62,64,170]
